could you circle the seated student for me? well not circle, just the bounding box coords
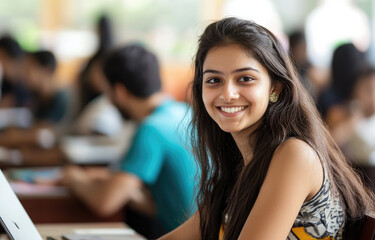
[317,43,367,118]
[0,35,30,108]
[24,50,69,125]
[64,57,136,164]
[75,14,113,119]
[288,30,327,102]
[61,44,197,238]
[159,17,374,240]
[326,67,375,164]
[74,57,127,137]
[0,50,69,162]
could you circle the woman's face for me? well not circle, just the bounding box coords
[202,44,274,135]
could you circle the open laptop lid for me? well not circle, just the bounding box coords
[0,170,42,240]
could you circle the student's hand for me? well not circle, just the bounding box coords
[84,167,111,180]
[60,165,88,186]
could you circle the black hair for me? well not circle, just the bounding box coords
[29,50,57,73]
[103,44,161,98]
[288,30,305,52]
[0,35,24,59]
[97,14,113,54]
[331,43,367,101]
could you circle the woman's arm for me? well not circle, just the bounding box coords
[158,212,201,240]
[238,138,324,240]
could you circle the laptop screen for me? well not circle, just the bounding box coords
[0,170,42,240]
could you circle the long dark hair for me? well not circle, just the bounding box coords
[190,17,374,240]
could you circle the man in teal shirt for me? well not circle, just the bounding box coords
[62,45,197,238]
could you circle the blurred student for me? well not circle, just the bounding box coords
[64,57,135,165]
[0,35,30,108]
[326,67,375,165]
[0,50,68,162]
[318,43,367,118]
[74,56,125,137]
[24,50,68,125]
[159,17,374,240]
[288,30,327,101]
[61,44,197,238]
[76,14,113,116]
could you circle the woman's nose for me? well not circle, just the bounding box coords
[219,82,239,102]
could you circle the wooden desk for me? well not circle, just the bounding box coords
[19,194,124,224]
[10,181,123,223]
[0,146,65,169]
[3,167,124,224]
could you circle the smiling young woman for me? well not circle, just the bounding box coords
[158,17,375,240]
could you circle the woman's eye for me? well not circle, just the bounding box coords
[206,78,221,84]
[239,76,254,82]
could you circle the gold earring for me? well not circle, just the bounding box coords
[269,92,278,103]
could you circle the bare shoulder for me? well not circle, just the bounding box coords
[270,138,323,200]
[273,138,321,170]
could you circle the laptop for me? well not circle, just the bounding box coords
[0,170,43,240]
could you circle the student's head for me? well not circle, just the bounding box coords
[24,50,57,91]
[192,17,306,139]
[191,17,374,240]
[331,43,367,101]
[288,30,307,66]
[103,44,161,118]
[352,67,375,118]
[0,35,24,80]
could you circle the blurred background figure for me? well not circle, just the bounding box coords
[322,64,375,192]
[62,56,135,165]
[318,43,368,119]
[24,50,68,126]
[0,50,70,164]
[72,13,126,138]
[288,30,316,99]
[76,14,113,117]
[318,43,375,166]
[0,35,30,108]
[344,68,375,166]
[60,13,134,166]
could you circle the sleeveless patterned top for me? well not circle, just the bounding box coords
[219,164,345,240]
[288,165,345,240]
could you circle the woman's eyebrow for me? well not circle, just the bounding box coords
[233,67,259,73]
[203,69,223,75]
[203,67,259,75]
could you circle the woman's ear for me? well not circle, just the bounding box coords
[113,83,130,104]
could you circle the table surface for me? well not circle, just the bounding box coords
[0,222,146,240]
[38,222,145,240]
[4,168,124,224]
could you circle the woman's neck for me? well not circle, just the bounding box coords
[232,132,253,165]
[231,121,262,165]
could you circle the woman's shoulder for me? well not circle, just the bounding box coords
[274,138,319,162]
[271,138,324,200]
[272,138,323,180]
